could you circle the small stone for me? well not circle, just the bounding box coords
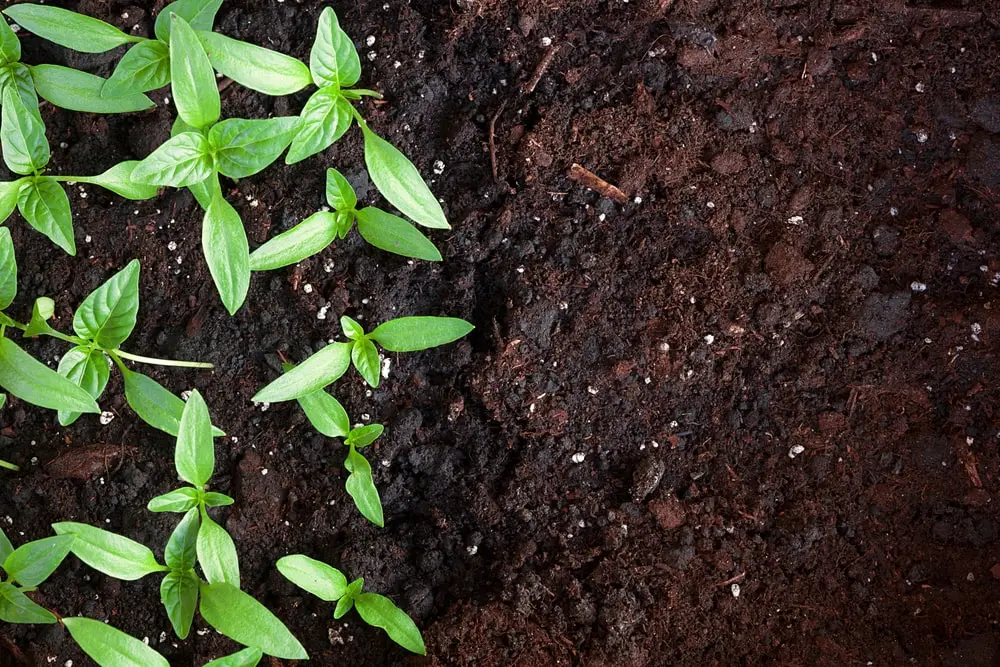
[731,583,741,598]
[99,411,115,425]
[571,452,586,464]
[788,444,805,458]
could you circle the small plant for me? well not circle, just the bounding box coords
[277,554,425,655]
[54,391,308,659]
[254,315,474,402]
[249,168,441,272]
[0,525,73,623]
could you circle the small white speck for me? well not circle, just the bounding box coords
[634,196,643,204]
[789,444,805,459]
[786,215,804,225]
[180,390,192,401]
[516,266,525,274]
[167,241,177,251]
[360,413,371,422]
[365,35,376,46]
[731,583,741,598]
[59,141,68,149]
[393,60,401,69]
[433,160,445,175]
[99,411,115,425]
[967,572,975,582]
[84,235,92,243]
[571,452,586,464]
[317,304,330,320]
[64,661,73,667]
[261,468,269,476]
[890,207,899,216]
[871,52,878,63]
[704,334,715,345]
[540,37,552,47]
[915,82,925,93]
[381,357,392,379]
[587,386,599,395]
[367,51,377,61]
[707,201,715,209]
[910,281,927,292]
[916,130,929,143]
[466,545,478,555]
[303,283,313,294]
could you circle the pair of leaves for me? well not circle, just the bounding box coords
[0,337,101,415]
[0,527,73,624]
[277,555,425,654]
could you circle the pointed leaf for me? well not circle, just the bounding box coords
[355,592,426,654]
[147,487,200,513]
[199,582,308,660]
[203,193,250,315]
[277,555,347,602]
[63,617,169,667]
[197,31,311,96]
[345,446,383,527]
[56,347,111,427]
[248,211,338,272]
[325,167,357,210]
[197,509,239,587]
[347,424,383,448]
[22,296,56,337]
[362,127,448,229]
[121,368,224,437]
[369,316,474,352]
[252,342,352,403]
[155,0,222,42]
[310,7,361,87]
[0,180,23,226]
[0,526,12,563]
[73,260,140,349]
[170,14,220,129]
[52,522,165,581]
[164,507,200,571]
[17,178,73,254]
[209,117,299,179]
[3,5,137,53]
[2,535,74,586]
[296,387,350,439]
[356,207,442,261]
[30,65,154,113]
[132,132,213,187]
[340,316,364,340]
[203,648,264,667]
[103,41,171,97]
[351,337,380,388]
[0,338,99,413]
[161,569,199,639]
[285,89,352,164]
[0,581,55,624]
[0,19,20,64]
[2,86,48,175]
[201,492,234,507]
[76,161,161,200]
[0,226,16,309]
[0,63,38,114]
[334,577,363,619]
[188,171,222,211]
[175,389,214,487]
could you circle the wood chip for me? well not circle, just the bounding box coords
[568,163,628,204]
[46,444,136,480]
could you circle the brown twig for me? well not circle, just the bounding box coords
[524,45,559,95]
[715,571,746,588]
[568,163,628,203]
[489,100,507,183]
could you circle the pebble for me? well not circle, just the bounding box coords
[910,281,927,292]
[731,583,741,598]
[99,412,115,425]
[788,444,805,458]
[571,452,586,464]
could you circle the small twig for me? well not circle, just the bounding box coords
[524,45,559,95]
[568,163,628,204]
[489,100,507,183]
[715,571,746,588]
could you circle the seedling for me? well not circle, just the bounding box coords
[54,392,308,659]
[254,315,474,402]
[0,525,73,624]
[277,554,425,655]
[249,168,441,272]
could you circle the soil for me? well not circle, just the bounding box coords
[2,0,1000,664]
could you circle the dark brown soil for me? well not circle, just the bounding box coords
[3,0,1000,664]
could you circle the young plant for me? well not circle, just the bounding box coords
[3,1,311,99]
[248,167,441,273]
[0,525,74,624]
[253,315,474,401]
[277,554,425,655]
[54,392,308,660]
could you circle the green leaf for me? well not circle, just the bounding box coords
[362,127,448,230]
[0,226,15,309]
[351,338,380,388]
[1,85,48,175]
[252,342,352,403]
[340,316,364,340]
[63,617,169,667]
[0,526,12,562]
[0,63,39,114]
[209,117,299,179]
[22,296,55,337]
[345,446,383,527]
[334,577,363,619]
[120,368,224,437]
[161,569,199,639]
[188,171,221,211]
[325,168,357,210]
[164,508,200,571]
[52,522,165,581]
[17,177,73,254]
[74,259,140,349]
[197,31,311,96]
[0,581,55,624]
[2,534,74,586]
[347,424,383,448]
[0,19,20,64]
[203,648,264,667]
[201,492,234,507]
[175,389,215,487]
[203,193,250,315]
[199,582,308,660]
[355,592,426,655]
[155,0,222,42]
[76,161,161,200]
[3,5,138,54]
[0,179,23,226]
[30,65,154,113]
[103,41,171,97]
[197,508,239,587]
[248,211,338,272]
[356,207,442,262]
[296,387,350,439]
[169,14,220,129]
[310,7,361,88]
[369,316,474,352]
[132,132,213,187]
[56,347,111,427]
[276,554,347,602]
[0,338,100,413]
[147,487,200,513]
[334,209,353,239]
[285,89,352,164]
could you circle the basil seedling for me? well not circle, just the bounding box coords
[0,524,73,624]
[277,554,425,654]
[253,315,474,402]
[54,392,308,659]
[249,168,441,272]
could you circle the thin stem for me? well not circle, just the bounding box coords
[0,459,19,471]
[114,349,214,369]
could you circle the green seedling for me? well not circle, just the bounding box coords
[277,554,425,655]
[54,392,308,659]
[4,2,310,99]
[0,525,73,624]
[249,168,441,272]
[254,315,474,402]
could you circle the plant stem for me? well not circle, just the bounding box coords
[0,459,19,471]
[114,349,214,369]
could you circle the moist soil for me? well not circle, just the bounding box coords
[2,0,1000,665]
